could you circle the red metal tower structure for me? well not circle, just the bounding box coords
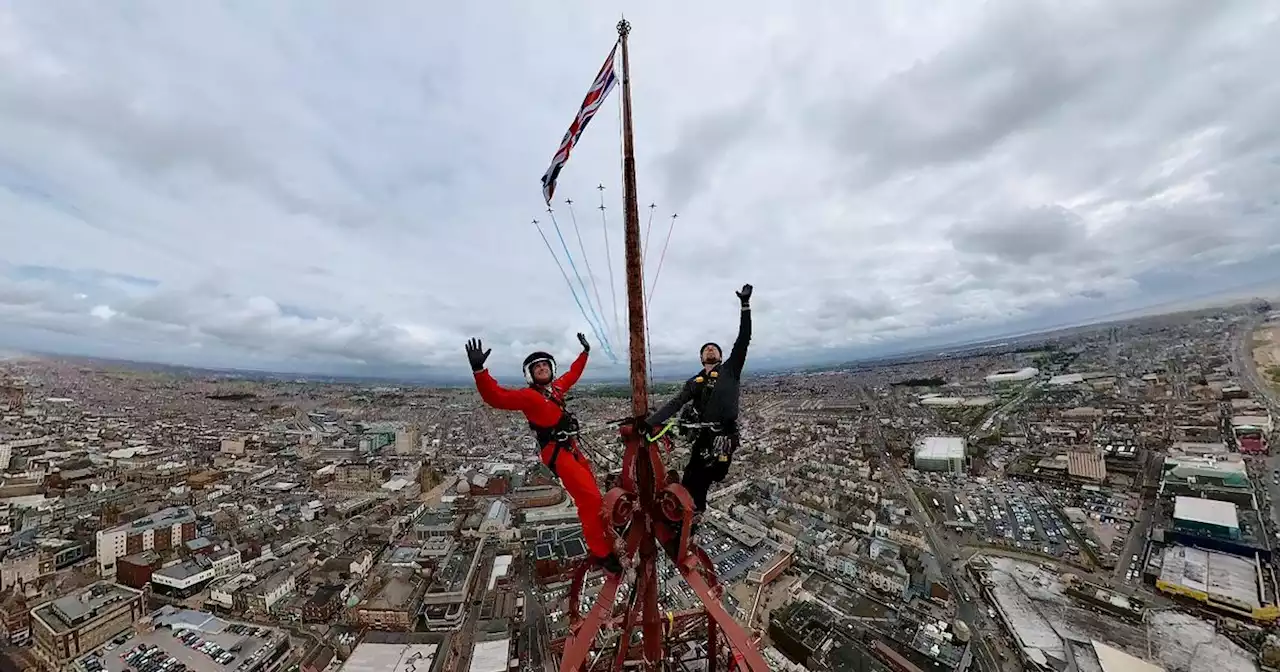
[553,20,769,672]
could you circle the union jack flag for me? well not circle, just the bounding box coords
[541,43,619,204]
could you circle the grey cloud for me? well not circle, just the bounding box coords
[657,101,761,211]
[812,0,1233,181]
[1,1,1279,379]
[813,292,898,332]
[948,206,1090,265]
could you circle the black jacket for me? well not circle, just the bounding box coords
[648,306,751,429]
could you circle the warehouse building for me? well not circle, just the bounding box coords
[1172,497,1240,540]
[985,367,1038,384]
[1154,545,1278,622]
[913,437,965,473]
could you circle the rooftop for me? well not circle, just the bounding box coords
[914,437,965,460]
[103,506,195,536]
[1158,545,1259,609]
[154,558,212,581]
[340,642,437,672]
[429,548,475,595]
[1068,451,1107,482]
[1173,497,1239,530]
[33,582,141,634]
[363,568,426,611]
[468,638,509,672]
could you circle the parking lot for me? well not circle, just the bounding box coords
[101,621,281,672]
[919,479,1087,562]
[652,524,767,610]
[1056,485,1141,567]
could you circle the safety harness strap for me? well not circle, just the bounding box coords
[528,384,580,476]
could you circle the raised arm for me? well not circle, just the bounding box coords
[724,285,753,375]
[554,350,589,392]
[474,370,534,412]
[466,337,534,412]
[647,379,695,427]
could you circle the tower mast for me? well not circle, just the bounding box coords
[559,20,769,672]
[616,18,666,665]
[618,18,648,418]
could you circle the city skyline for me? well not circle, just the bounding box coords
[2,2,1279,380]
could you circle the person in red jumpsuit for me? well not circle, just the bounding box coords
[465,333,622,575]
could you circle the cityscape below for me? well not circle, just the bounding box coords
[0,298,1278,670]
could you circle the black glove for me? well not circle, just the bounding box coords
[635,416,655,439]
[736,283,753,307]
[577,332,590,354]
[465,338,491,372]
[623,415,654,439]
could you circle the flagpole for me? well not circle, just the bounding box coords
[616,17,667,666]
[618,19,648,419]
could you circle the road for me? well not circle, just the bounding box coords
[976,381,1041,436]
[859,386,1009,672]
[1233,315,1280,413]
[1112,505,1154,584]
[1231,315,1280,530]
[1257,454,1280,529]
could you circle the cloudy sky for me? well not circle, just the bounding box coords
[1,1,1279,382]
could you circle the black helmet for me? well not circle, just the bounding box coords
[523,351,556,385]
[700,342,722,359]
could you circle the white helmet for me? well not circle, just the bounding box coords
[522,351,556,385]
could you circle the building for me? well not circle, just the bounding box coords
[913,437,965,473]
[421,544,484,630]
[478,500,513,538]
[468,637,512,672]
[336,632,448,672]
[0,585,30,645]
[95,506,197,576]
[31,583,145,669]
[1155,545,1278,622]
[533,527,589,583]
[151,556,216,598]
[248,568,297,612]
[1232,415,1271,455]
[1160,447,1252,505]
[1066,450,1107,483]
[304,585,344,624]
[1172,497,1240,540]
[395,427,422,455]
[356,567,428,631]
[209,546,243,577]
[0,546,39,590]
[414,505,458,541]
[985,367,1038,384]
[510,485,564,509]
[114,551,162,590]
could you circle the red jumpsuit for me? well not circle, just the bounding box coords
[473,352,611,559]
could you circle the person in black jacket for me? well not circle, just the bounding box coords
[646,284,752,526]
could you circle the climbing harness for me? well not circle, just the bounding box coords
[529,384,582,475]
